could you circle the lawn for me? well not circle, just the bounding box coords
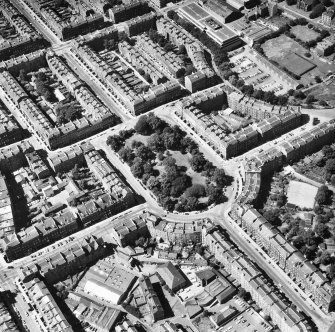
[286,180,318,209]
[262,35,316,77]
[307,81,335,107]
[291,25,320,42]
[262,34,307,63]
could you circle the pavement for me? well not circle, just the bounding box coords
[0,3,334,330]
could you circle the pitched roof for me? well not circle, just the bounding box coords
[157,261,186,291]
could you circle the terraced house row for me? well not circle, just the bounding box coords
[228,91,301,121]
[156,18,217,92]
[73,41,182,115]
[177,85,302,159]
[202,222,312,332]
[0,0,47,60]
[0,51,119,150]
[237,119,335,205]
[228,120,335,313]
[0,145,135,261]
[27,0,105,41]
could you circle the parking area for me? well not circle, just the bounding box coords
[230,49,291,95]
[219,307,272,332]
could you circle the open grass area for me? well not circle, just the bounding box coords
[306,80,335,107]
[262,35,306,60]
[261,34,331,84]
[291,25,320,42]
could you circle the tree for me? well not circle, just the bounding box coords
[213,169,231,188]
[37,71,47,82]
[293,236,305,249]
[135,236,146,247]
[162,125,185,150]
[135,145,155,161]
[320,251,331,265]
[137,68,145,76]
[162,156,176,167]
[315,185,330,205]
[55,103,81,124]
[325,159,335,173]
[118,146,134,164]
[147,134,164,152]
[146,114,167,133]
[181,136,198,153]
[176,68,186,78]
[167,10,175,19]
[263,209,281,226]
[310,4,325,18]
[107,135,123,152]
[164,42,174,52]
[147,176,160,191]
[130,159,144,178]
[306,94,315,104]
[134,115,152,135]
[293,90,306,99]
[207,185,223,205]
[185,184,206,198]
[190,153,207,172]
[170,175,191,197]
[178,45,186,54]
[18,69,27,81]
[237,288,247,299]
[315,223,330,238]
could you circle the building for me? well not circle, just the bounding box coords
[204,0,243,23]
[211,307,238,327]
[139,276,164,322]
[0,174,14,239]
[322,6,335,27]
[179,91,301,159]
[178,3,243,49]
[185,71,217,93]
[1,210,78,261]
[316,35,335,56]
[0,101,23,147]
[110,213,149,247]
[66,293,123,332]
[19,236,108,284]
[157,261,187,292]
[195,268,217,286]
[0,0,47,60]
[227,91,301,121]
[0,59,119,150]
[26,151,50,179]
[124,12,157,37]
[202,222,313,331]
[74,41,181,115]
[39,5,104,41]
[115,320,140,332]
[0,293,19,331]
[296,0,313,11]
[109,1,150,23]
[16,277,73,332]
[48,143,91,173]
[146,213,202,244]
[150,0,167,8]
[83,261,137,304]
